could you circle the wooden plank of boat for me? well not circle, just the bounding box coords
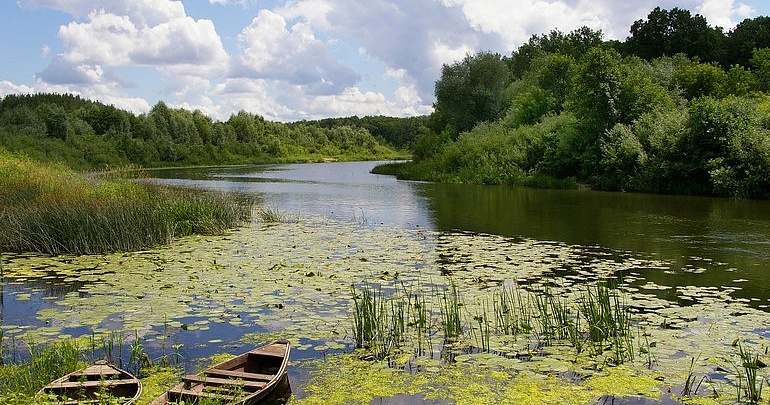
[150,340,291,405]
[37,360,142,405]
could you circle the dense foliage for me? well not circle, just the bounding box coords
[390,7,770,199]
[0,94,412,171]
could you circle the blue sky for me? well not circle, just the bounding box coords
[2,0,769,122]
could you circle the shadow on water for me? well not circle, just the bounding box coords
[422,183,770,309]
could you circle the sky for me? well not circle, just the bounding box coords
[1,1,769,122]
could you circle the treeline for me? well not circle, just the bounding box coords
[290,115,429,148]
[387,7,770,199]
[0,93,415,170]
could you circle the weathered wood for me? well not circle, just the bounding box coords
[183,374,267,389]
[169,387,236,402]
[48,379,137,389]
[150,340,291,405]
[204,368,274,381]
[38,362,142,405]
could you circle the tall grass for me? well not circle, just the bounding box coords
[351,284,387,356]
[349,278,639,367]
[0,340,84,395]
[735,341,766,404]
[0,153,251,255]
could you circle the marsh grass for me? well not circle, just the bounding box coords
[350,277,640,368]
[256,206,296,223]
[0,153,251,255]
[0,340,83,396]
[579,282,633,363]
[734,341,767,403]
[351,284,388,356]
[440,281,463,341]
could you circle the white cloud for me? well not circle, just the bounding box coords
[696,0,756,29]
[55,9,228,76]
[36,57,104,85]
[233,9,359,95]
[0,80,35,97]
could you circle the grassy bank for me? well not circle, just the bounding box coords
[0,152,252,255]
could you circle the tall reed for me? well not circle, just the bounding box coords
[0,154,252,255]
[440,281,463,341]
[579,282,633,363]
[351,284,387,356]
[735,341,766,404]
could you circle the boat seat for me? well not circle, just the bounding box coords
[203,369,274,381]
[48,379,136,389]
[183,374,266,390]
[168,387,236,403]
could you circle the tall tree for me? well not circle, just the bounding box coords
[434,52,511,136]
[625,7,724,63]
[724,17,770,67]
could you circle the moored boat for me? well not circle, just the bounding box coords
[150,340,291,405]
[37,360,142,404]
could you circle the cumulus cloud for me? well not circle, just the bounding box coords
[36,57,104,85]
[55,9,228,76]
[233,9,359,95]
[696,0,756,29]
[280,0,502,101]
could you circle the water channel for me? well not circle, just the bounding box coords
[2,161,769,404]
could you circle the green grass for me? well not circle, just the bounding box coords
[0,152,252,255]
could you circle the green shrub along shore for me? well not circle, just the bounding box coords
[0,151,251,255]
[378,8,770,199]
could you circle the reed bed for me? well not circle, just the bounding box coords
[0,153,252,255]
[349,278,637,366]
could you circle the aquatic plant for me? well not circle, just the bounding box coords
[734,341,767,404]
[0,340,84,396]
[492,284,532,336]
[351,283,387,356]
[579,282,633,363]
[0,154,251,255]
[440,281,463,341]
[256,206,293,223]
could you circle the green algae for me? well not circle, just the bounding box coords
[292,353,669,405]
[2,216,770,403]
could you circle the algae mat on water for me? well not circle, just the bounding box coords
[2,216,769,404]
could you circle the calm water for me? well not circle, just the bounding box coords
[3,160,770,403]
[148,161,770,306]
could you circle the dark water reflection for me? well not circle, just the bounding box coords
[148,161,770,307]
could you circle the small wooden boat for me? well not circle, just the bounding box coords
[37,360,142,404]
[150,340,291,405]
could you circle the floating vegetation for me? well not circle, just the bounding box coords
[1,216,769,403]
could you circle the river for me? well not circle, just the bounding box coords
[148,161,770,309]
[2,160,769,404]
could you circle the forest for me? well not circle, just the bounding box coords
[381,7,770,199]
[0,94,419,171]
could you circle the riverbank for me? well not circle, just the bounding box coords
[0,152,251,255]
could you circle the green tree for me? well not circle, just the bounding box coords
[625,7,724,63]
[750,48,770,91]
[724,16,770,67]
[434,51,511,136]
[508,27,602,77]
[672,62,727,99]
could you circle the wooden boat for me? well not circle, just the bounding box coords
[37,360,142,404]
[150,340,291,405]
